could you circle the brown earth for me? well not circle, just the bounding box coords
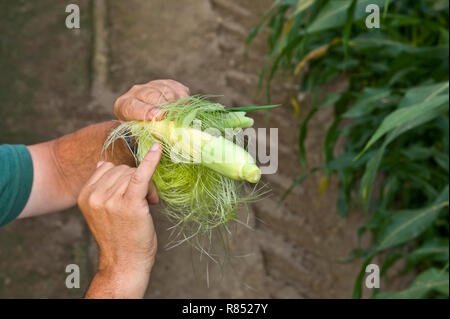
[0,0,368,298]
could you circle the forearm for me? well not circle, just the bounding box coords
[19,121,135,218]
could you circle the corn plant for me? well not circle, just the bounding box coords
[248,0,449,298]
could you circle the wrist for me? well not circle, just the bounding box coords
[86,264,152,299]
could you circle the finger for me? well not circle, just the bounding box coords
[131,87,168,120]
[134,87,171,105]
[159,80,190,99]
[92,165,132,195]
[147,79,190,96]
[114,96,160,121]
[84,161,115,187]
[146,181,159,204]
[140,84,178,103]
[144,80,189,101]
[113,173,159,204]
[125,143,162,200]
[110,169,136,196]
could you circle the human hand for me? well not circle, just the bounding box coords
[114,79,190,121]
[78,143,162,298]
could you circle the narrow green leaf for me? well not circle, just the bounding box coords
[359,92,449,156]
[318,93,341,108]
[306,0,385,33]
[306,0,352,33]
[343,88,391,118]
[323,117,341,177]
[342,0,357,57]
[376,185,449,252]
[246,0,283,46]
[246,26,262,46]
[358,106,445,210]
[226,104,281,112]
[352,253,375,299]
[298,92,335,167]
[291,0,315,17]
[353,0,385,20]
[376,268,449,298]
[399,81,450,109]
[299,108,317,167]
[408,239,449,264]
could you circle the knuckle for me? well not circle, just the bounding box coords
[163,89,176,101]
[104,198,118,212]
[87,193,105,210]
[129,173,143,186]
[140,88,158,103]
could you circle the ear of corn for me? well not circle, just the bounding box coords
[104,96,263,244]
[131,119,260,183]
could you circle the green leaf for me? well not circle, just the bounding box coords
[306,0,352,33]
[351,34,449,57]
[306,0,385,33]
[380,251,404,276]
[408,239,449,265]
[227,104,281,112]
[352,253,375,299]
[375,185,449,252]
[399,81,450,109]
[376,268,449,298]
[318,93,341,108]
[291,0,315,17]
[359,103,447,210]
[433,152,449,172]
[342,0,356,57]
[297,92,338,167]
[353,0,385,21]
[246,25,262,46]
[246,0,283,46]
[359,91,449,156]
[360,140,388,210]
[298,106,318,167]
[323,117,341,176]
[343,88,391,118]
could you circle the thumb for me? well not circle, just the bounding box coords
[125,143,162,200]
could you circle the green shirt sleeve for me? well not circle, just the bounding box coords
[0,144,34,227]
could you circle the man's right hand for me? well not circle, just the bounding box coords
[78,143,162,299]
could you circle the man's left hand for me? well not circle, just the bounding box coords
[114,79,190,121]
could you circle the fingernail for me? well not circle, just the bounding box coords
[96,161,105,168]
[150,143,160,152]
[147,108,160,120]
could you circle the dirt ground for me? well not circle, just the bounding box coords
[0,0,367,298]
